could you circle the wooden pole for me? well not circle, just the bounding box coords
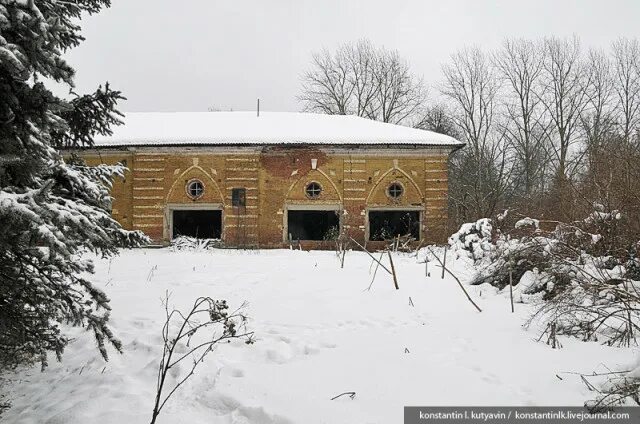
[509,259,514,313]
[387,250,399,290]
[441,248,447,279]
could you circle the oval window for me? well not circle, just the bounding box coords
[387,182,404,199]
[186,179,204,199]
[305,182,322,199]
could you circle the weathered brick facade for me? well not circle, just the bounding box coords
[80,145,452,248]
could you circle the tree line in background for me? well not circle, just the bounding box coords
[299,37,640,249]
[300,39,640,407]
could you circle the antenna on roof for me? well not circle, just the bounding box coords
[257,98,260,117]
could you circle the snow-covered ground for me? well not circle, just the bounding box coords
[2,248,636,424]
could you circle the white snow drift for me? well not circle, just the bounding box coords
[2,248,636,424]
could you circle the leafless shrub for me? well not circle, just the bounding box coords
[586,371,640,411]
[529,274,640,348]
[150,294,254,424]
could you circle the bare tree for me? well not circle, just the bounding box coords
[299,48,352,116]
[441,47,510,222]
[579,47,620,207]
[493,38,550,200]
[369,48,426,124]
[608,40,640,230]
[442,47,497,158]
[582,48,616,146]
[611,37,640,143]
[344,40,379,118]
[299,40,426,125]
[414,103,460,138]
[538,36,590,185]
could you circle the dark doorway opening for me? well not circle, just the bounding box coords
[287,210,339,241]
[172,210,222,239]
[368,210,420,241]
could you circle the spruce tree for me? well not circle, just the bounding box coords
[0,0,148,369]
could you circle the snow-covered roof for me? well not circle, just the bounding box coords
[93,112,463,148]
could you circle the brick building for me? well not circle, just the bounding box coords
[78,112,463,248]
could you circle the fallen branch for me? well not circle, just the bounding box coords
[428,247,482,313]
[330,391,356,400]
[350,237,392,274]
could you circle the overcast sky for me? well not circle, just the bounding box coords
[64,0,640,113]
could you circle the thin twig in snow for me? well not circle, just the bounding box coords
[428,247,482,313]
[330,392,356,400]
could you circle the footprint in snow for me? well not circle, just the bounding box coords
[230,368,245,378]
[264,342,294,364]
[303,345,320,355]
[480,373,502,384]
[129,318,150,329]
[125,339,153,353]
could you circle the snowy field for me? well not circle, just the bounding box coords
[2,248,636,424]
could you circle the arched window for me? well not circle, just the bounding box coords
[387,182,404,199]
[186,179,204,199]
[305,182,322,199]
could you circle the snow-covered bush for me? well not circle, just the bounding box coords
[448,218,495,263]
[468,210,640,407]
[584,361,640,410]
[469,236,548,291]
[467,210,640,350]
[530,270,640,345]
[515,217,540,230]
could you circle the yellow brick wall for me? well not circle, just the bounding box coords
[79,147,451,247]
[83,152,134,231]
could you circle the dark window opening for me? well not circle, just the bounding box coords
[369,210,420,241]
[231,188,246,207]
[305,182,322,199]
[172,210,222,239]
[186,179,204,199]
[387,182,404,199]
[287,210,339,241]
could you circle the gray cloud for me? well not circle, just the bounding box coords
[63,0,640,113]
